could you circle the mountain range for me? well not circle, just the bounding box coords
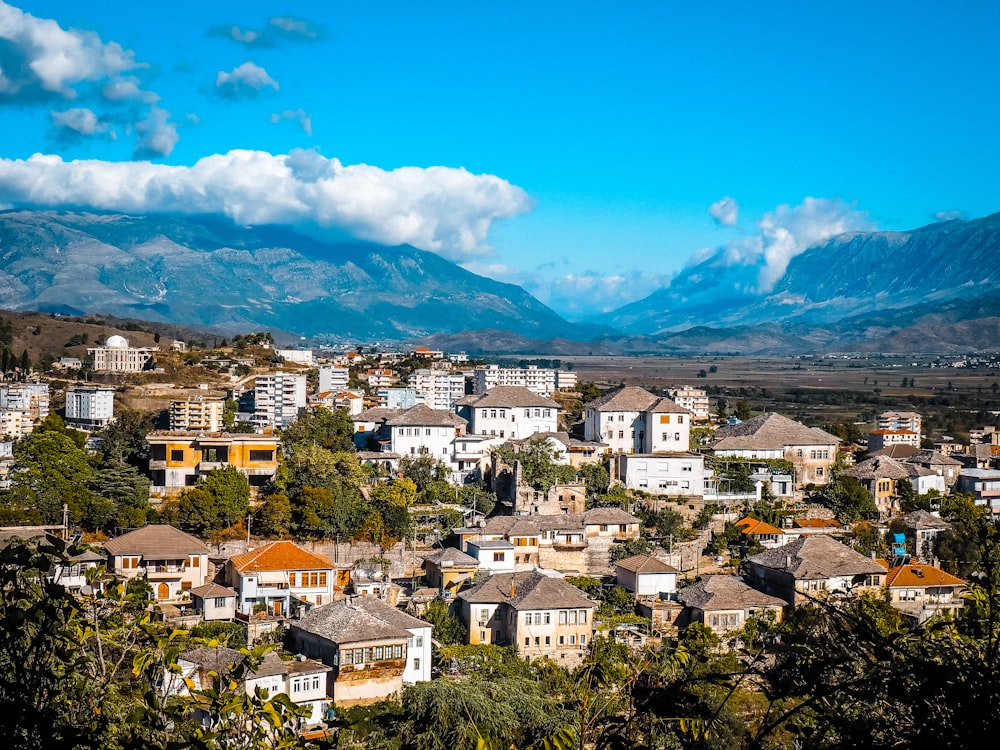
[1,209,999,353]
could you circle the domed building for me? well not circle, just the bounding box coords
[87,335,159,372]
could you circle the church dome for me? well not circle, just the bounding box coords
[105,335,129,348]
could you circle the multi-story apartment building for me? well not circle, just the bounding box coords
[474,365,557,397]
[878,411,922,435]
[87,335,157,372]
[0,382,51,423]
[378,388,419,410]
[318,365,350,394]
[147,431,280,496]
[169,396,226,433]
[0,409,30,439]
[868,429,921,453]
[408,369,465,410]
[667,385,711,421]
[275,348,315,366]
[584,386,692,454]
[0,440,12,490]
[252,372,306,430]
[363,369,398,389]
[64,385,116,429]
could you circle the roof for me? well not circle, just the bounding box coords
[615,554,678,574]
[582,507,641,525]
[464,387,559,409]
[179,646,242,673]
[748,535,885,579]
[352,407,404,423]
[458,571,595,610]
[903,450,963,467]
[711,412,840,451]
[423,547,480,567]
[677,575,786,611]
[884,564,965,588]
[229,541,334,574]
[648,397,692,415]
[735,517,785,536]
[840,456,912,481]
[479,508,639,537]
[386,404,467,427]
[793,518,842,529]
[898,509,950,532]
[293,595,428,645]
[869,444,919,459]
[190,583,238,599]
[104,525,210,557]
[586,386,661,413]
[468,539,515,550]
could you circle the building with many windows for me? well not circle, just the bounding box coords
[104,525,210,603]
[667,386,711,421]
[64,385,116,429]
[408,369,465,409]
[147,431,280,496]
[456,386,559,440]
[225,541,337,616]
[318,365,349,394]
[169,396,226,433]
[87,335,157,372]
[584,386,692,454]
[252,372,307,430]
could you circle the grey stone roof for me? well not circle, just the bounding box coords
[748,536,885,579]
[582,507,641,525]
[902,450,963,467]
[386,404,467,427]
[180,646,242,673]
[104,525,210,557]
[458,571,595,610]
[840,455,911,481]
[423,547,480,567]
[468,539,515,550]
[190,583,238,599]
[480,508,639,536]
[899,509,951,532]
[352,407,404,423]
[677,575,786,611]
[586,386,660,413]
[464,387,559,409]
[712,412,840,451]
[648,397,692,415]
[293,595,427,645]
[615,554,678,574]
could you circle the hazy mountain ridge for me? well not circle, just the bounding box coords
[0,210,600,341]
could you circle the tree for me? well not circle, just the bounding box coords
[87,460,151,530]
[734,400,752,421]
[421,599,465,645]
[175,488,221,536]
[200,465,251,528]
[577,462,610,497]
[98,409,156,469]
[253,493,292,537]
[278,407,354,452]
[822,476,879,523]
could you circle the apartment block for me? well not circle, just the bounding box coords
[64,385,116,429]
[169,396,225,433]
[252,372,307,430]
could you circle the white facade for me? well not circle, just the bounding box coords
[0,382,50,423]
[390,422,458,464]
[466,540,516,573]
[404,624,433,684]
[878,411,922,435]
[379,388,419,409]
[253,372,307,430]
[469,404,558,440]
[584,391,691,454]
[667,386,711,421]
[408,369,465,409]
[276,349,315,366]
[87,335,157,372]
[618,453,705,497]
[318,365,349,394]
[64,386,116,429]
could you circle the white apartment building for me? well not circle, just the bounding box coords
[474,365,557,397]
[584,386,692,454]
[878,411,922,435]
[0,440,13,490]
[253,372,307,430]
[456,387,559,440]
[318,365,350,394]
[0,382,50,422]
[379,388,419,409]
[87,335,157,372]
[555,370,578,390]
[868,429,921,452]
[169,396,225,432]
[65,386,116,429]
[667,386,711,421]
[408,369,466,410]
[618,452,706,497]
[0,409,29,439]
[385,404,467,478]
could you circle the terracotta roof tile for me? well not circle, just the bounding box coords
[104,525,209,557]
[229,541,334,573]
[885,564,965,588]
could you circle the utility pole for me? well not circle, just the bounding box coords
[62,504,69,541]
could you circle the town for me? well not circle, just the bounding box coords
[1,321,997,748]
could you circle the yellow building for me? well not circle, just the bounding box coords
[147,431,280,498]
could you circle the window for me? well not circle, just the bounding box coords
[678,416,684,424]
[534,409,541,417]
[289,572,297,586]
[319,572,327,586]
[394,645,403,659]
[545,636,551,646]
[662,415,670,425]
[618,431,624,439]
[413,658,420,671]
[480,630,487,641]
[214,597,226,607]
[524,637,530,646]
[580,610,587,623]
[674,432,680,441]
[170,449,184,462]
[249,449,273,462]
[816,467,824,478]
[569,635,576,645]
[559,610,567,625]
[415,636,423,647]
[525,613,532,624]
[618,414,624,421]
[534,612,542,625]
[569,611,577,624]
[534,637,540,646]
[493,552,504,562]
[559,635,565,645]
[544,612,551,624]
[426,428,431,436]
[580,634,586,646]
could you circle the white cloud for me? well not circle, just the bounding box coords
[934,209,964,221]
[709,195,739,227]
[134,106,178,158]
[0,1,148,102]
[210,15,320,48]
[519,269,669,317]
[0,149,532,258]
[51,107,109,136]
[215,61,279,98]
[270,108,312,137]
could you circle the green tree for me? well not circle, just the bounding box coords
[577,462,610,497]
[278,406,354,452]
[175,487,221,536]
[87,460,152,530]
[734,400,752,421]
[98,409,156,469]
[253,493,292,537]
[421,598,465,645]
[822,476,879,523]
[200,465,251,528]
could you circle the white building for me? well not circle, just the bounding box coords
[87,335,157,372]
[379,388,419,409]
[455,387,560,440]
[169,396,225,432]
[878,411,922,435]
[667,386,711,421]
[408,369,465,410]
[615,555,678,598]
[385,404,467,478]
[64,385,116,429]
[318,365,350,394]
[0,382,50,422]
[253,372,307,430]
[584,386,692,454]
[868,429,921,452]
[276,348,315,366]
[617,452,705,497]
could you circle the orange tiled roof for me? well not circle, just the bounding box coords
[793,518,842,529]
[229,540,334,573]
[885,564,965,588]
[736,517,784,536]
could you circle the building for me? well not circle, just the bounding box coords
[735,518,791,549]
[881,561,965,624]
[289,596,432,706]
[465,539,516,573]
[868,429,921,453]
[276,348,315,366]
[421,547,480,593]
[584,386,692,455]
[744,535,886,605]
[253,372,307,430]
[710,412,840,487]
[0,409,30,439]
[897,510,950,562]
[878,411,922,435]
[473,365,557,397]
[169,396,225,433]
[676,575,786,635]
[408,346,444,359]
[667,386,711,421]
[87,335,157,372]
[0,382,50,422]
[408,369,465,410]
[189,583,238,621]
[318,365,350,395]
[956,469,1000,512]
[104,525,210,603]
[456,386,560,440]
[457,571,596,666]
[363,369,397,389]
[617,452,705,497]
[0,440,13,490]
[900,450,963,491]
[615,555,678,599]
[147,431,280,497]
[225,541,338,616]
[378,388,419,410]
[64,385,116,430]
[51,549,106,594]
[839,455,913,518]
[384,404,467,478]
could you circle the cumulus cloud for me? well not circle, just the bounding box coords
[134,106,178,158]
[709,195,739,227]
[685,197,874,294]
[51,107,110,136]
[270,108,312,136]
[498,269,669,318]
[215,61,279,99]
[209,15,320,48]
[0,1,148,102]
[934,209,965,221]
[0,149,532,258]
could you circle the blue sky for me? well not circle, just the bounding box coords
[0,1,998,319]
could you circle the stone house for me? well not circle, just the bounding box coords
[104,525,209,604]
[676,575,786,635]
